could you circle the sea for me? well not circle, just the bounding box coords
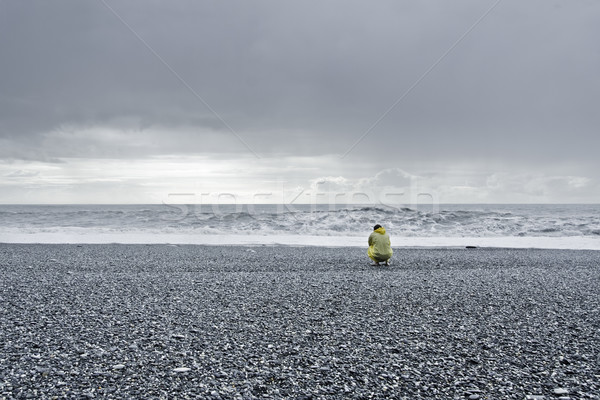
[1,204,599,249]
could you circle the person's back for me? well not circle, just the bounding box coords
[368,224,393,265]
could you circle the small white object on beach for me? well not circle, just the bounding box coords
[553,388,569,395]
[112,364,126,370]
[173,367,191,373]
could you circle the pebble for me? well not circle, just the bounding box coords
[1,245,598,399]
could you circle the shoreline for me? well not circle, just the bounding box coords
[2,233,600,250]
[3,243,600,253]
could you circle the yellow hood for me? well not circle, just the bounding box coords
[375,227,386,234]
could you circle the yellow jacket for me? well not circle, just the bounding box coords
[368,227,393,261]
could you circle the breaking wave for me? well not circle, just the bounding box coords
[1,204,599,238]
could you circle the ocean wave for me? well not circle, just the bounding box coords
[1,204,599,238]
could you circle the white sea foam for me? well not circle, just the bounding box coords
[1,204,599,249]
[1,231,599,250]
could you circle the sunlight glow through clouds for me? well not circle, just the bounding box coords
[1,156,598,204]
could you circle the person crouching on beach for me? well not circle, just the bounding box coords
[368,224,393,266]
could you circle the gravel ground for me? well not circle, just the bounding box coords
[1,244,599,400]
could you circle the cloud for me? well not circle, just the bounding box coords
[1,1,599,203]
[1,1,599,163]
[357,168,415,189]
[485,173,596,202]
[1,155,598,204]
[309,176,351,192]
[305,168,600,205]
[4,169,40,178]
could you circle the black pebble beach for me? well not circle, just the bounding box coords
[1,244,599,399]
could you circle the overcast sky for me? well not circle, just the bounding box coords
[1,0,599,204]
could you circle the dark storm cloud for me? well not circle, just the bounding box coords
[1,0,599,162]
